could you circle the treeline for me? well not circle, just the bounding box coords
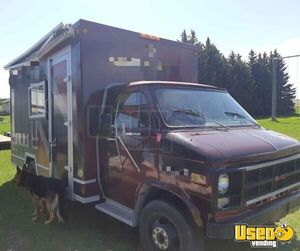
[180,30,296,116]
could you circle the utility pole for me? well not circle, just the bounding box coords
[272,58,278,121]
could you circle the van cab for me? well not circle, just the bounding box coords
[99,81,300,250]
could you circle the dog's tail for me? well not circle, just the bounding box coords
[57,189,67,223]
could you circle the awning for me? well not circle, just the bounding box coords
[4,23,74,70]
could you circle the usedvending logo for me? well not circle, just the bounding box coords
[234,224,295,248]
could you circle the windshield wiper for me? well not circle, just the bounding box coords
[224,111,246,118]
[224,111,260,128]
[206,119,229,131]
[172,109,229,131]
[172,108,205,118]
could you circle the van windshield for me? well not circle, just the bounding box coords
[155,88,258,128]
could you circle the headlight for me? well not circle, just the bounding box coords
[218,173,229,194]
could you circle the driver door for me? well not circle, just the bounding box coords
[104,91,151,208]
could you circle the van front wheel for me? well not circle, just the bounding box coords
[139,200,203,251]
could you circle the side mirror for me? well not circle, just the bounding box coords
[100,113,113,137]
[102,113,112,124]
[140,127,152,137]
[111,124,118,138]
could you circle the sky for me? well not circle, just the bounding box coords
[1,0,300,98]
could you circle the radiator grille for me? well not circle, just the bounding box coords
[243,158,300,202]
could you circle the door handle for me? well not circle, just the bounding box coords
[64,121,71,127]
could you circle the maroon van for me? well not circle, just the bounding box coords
[5,19,300,251]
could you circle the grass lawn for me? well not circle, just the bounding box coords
[0,115,10,134]
[257,116,300,140]
[296,105,300,115]
[1,115,300,250]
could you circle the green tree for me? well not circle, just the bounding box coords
[179,31,296,117]
[198,38,228,88]
[227,52,256,115]
[181,30,188,43]
[270,50,296,115]
[189,30,198,44]
[180,29,198,44]
[248,50,273,115]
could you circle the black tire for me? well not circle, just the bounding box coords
[139,200,204,251]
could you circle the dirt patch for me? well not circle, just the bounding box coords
[5,230,31,251]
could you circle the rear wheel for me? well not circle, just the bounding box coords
[139,200,203,251]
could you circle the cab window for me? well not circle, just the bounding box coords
[115,91,151,132]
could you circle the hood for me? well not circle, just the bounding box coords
[165,128,300,167]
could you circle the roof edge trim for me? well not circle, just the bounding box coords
[4,22,65,70]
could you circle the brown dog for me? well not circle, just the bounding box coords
[13,165,67,224]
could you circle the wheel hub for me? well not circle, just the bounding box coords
[152,226,169,250]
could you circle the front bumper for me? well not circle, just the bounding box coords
[207,191,300,239]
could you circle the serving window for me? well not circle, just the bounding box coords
[28,81,46,119]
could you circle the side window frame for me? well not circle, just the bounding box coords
[28,81,47,119]
[139,92,152,130]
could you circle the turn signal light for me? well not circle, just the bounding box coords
[140,33,160,41]
[191,173,206,185]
